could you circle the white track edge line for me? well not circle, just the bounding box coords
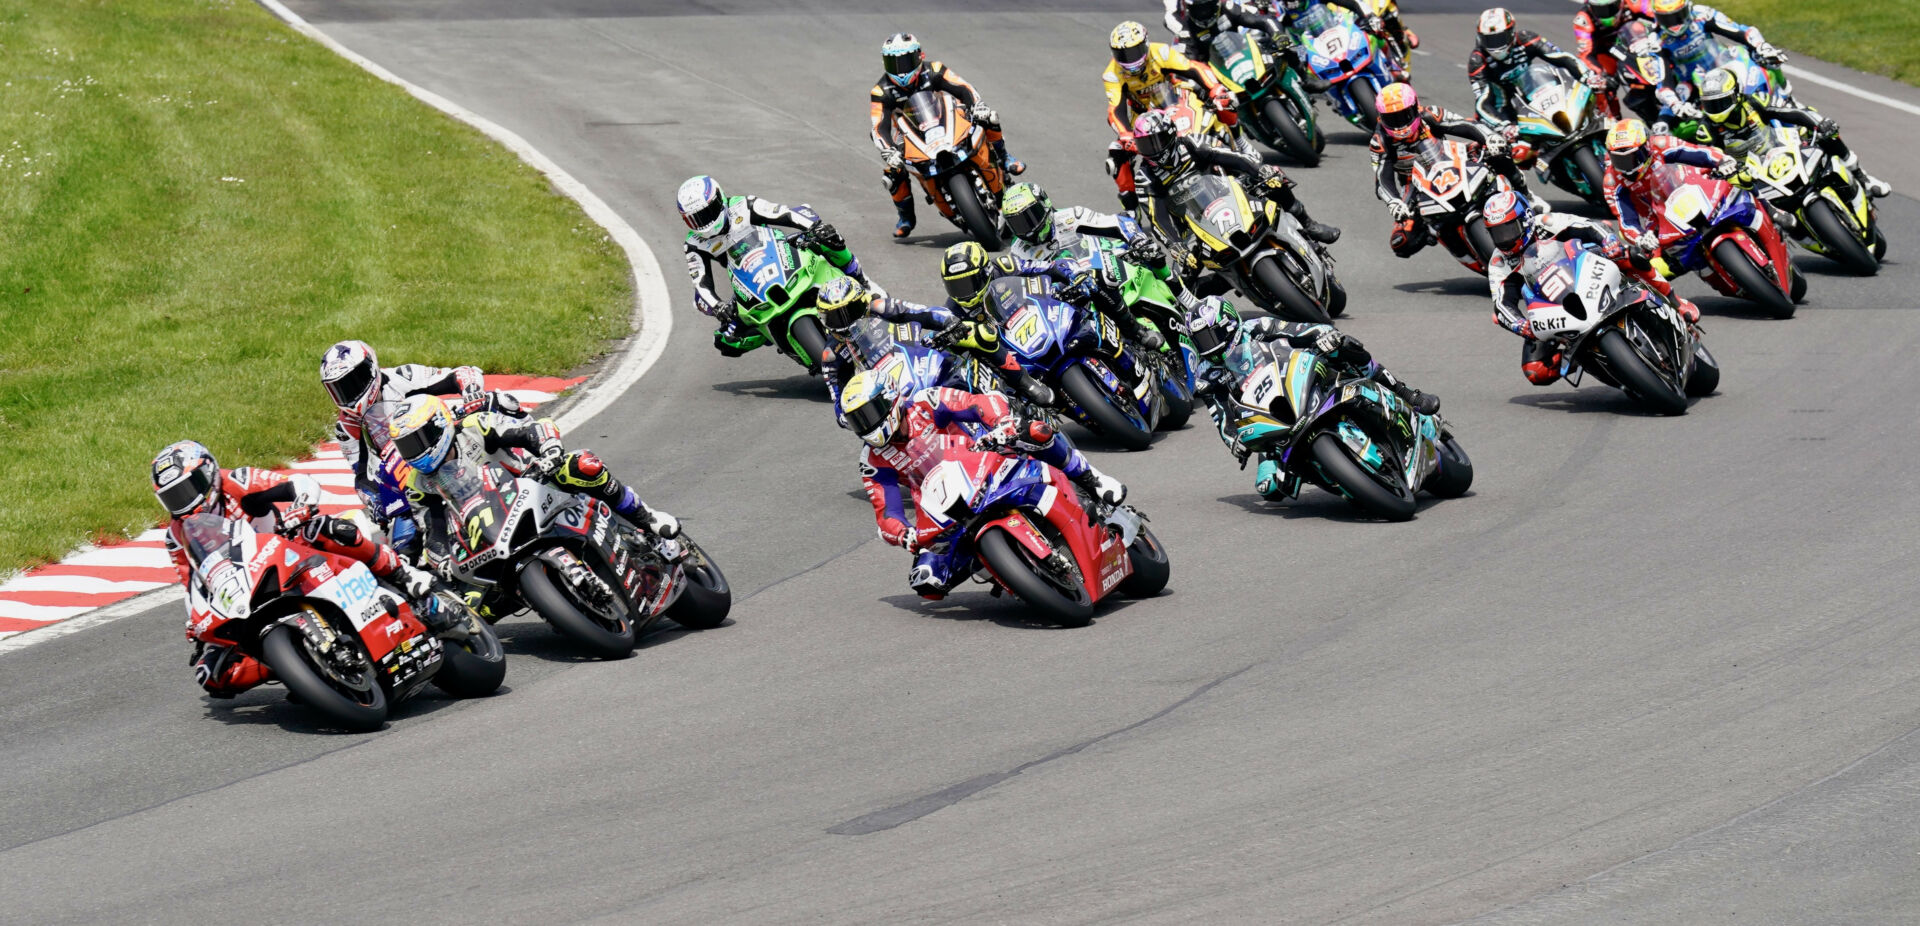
[0,2,672,659]
[1781,64,1920,119]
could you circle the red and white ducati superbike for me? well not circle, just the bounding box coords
[178,513,504,730]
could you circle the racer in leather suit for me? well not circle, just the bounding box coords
[676,175,872,355]
[1470,10,1598,129]
[1652,0,1784,86]
[320,339,524,537]
[1485,193,1699,385]
[843,378,1125,599]
[1103,21,1246,209]
[151,440,444,697]
[1001,183,1191,346]
[1573,0,1647,116]
[1601,122,1742,245]
[871,33,1023,239]
[1694,68,1891,201]
[1184,296,1439,498]
[1130,113,1341,263]
[1274,0,1419,57]
[1369,90,1530,261]
[1162,0,1331,93]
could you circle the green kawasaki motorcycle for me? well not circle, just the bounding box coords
[1208,29,1324,167]
[719,225,846,371]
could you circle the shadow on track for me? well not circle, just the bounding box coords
[710,374,831,403]
[1217,490,1468,520]
[879,590,1160,629]
[1395,275,1492,298]
[198,684,492,734]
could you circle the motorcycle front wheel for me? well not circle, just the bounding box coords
[1568,145,1609,204]
[431,604,507,698]
[1596,327,1688,415]
[1425,435,1474,498]
[1686,340,1721,397]
[1061,363,1153,451]
[1116,524,1171,598]
[1263,96,1319,167]
[1347,79,1379,131]
[1803,199,1878,276]
[520,559,637,659]
[261,624,389,731]
[947,172,1002,250]
[1310,430,1417,521]
[1711,239,1795,318]
[1251,254,1331,324]
[977,527,1095,627]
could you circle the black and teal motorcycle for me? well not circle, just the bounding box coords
[1208,29,1324,167]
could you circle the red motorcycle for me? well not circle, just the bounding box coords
[177,512,505,730]
[1642,160,1803,318]
[910,432,1169,626]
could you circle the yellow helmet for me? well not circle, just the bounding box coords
[941,241,993,310]
[840,370,906,448]
[817,274,869,337]
[389,395,457,474]
[1698,67,1746,125]
[1606,119,1653,177]
[1110,21,1150,73]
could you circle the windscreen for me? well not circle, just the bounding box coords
[179,514,240,573]
[906,91,946,133]
[1170,174,1238,225]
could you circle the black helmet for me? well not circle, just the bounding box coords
[817,275,869,336]
[882,33,925,88]
[1185,296,1244,359]
[1132,109,1179,164]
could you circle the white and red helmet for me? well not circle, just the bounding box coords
[321,340,381,418]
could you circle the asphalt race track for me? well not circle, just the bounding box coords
[5,2,1920,922]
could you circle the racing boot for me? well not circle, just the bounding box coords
[1071,463,1127,506]
[610,485,680,538]
[1521,340,1563,386]
[393,561,457,633]
[908,546,960,601]
[193,643,270,698]
[1011,371,1057,409]
[1286,198,1341,245]
[1395,384,1441,416]
[991,140,1026,176]
[1254,456,1300,501]
[893,199,917,239]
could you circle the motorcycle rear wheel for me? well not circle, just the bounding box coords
[1804,199,1877,276]
[1263,97,1319,167]
[1061,363,1153,451]
[431,608,507,698]
[1712,239,1795,318]
[1252,254,1331,324]
[521,559,637,659]
[1116,524,1171,598]
[978,527,1095,627]
[947,173,1002,250]
[261,624,389,731]
[666,536,733,630]
[1597,327,1688,415]
[1310,430,1417,521]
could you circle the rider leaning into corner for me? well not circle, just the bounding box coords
[1369,82,1532,263]
[1692,67,1891,202]
[1184,295,1441,498]
[1000,182,1180,351]
[1161,0,1332,93]
[1469,8,1606,130]
[1102,19,1247,213]
[1600,118,1744,256]
[1483,189,1699,386]
[840,372,1126,600]
[870,33,1025,240]
[1271,0,1421,57]
[1650,0,1785,81]
[150,440,448,697]
[676,174,874,354]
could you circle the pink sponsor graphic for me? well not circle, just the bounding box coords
[0,375,585,642]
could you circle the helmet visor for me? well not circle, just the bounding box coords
[1656,6,1689,29]
[1188,322,1230,358]
[844,396,893,443]
[156,466,216,517]
[884,51,922,81]
[822,296,865,335]
[1113,39,1148,71]
[1134,129,1176,162]
[393,413,449,470]
[1477,27,1515,53]
[1488,218,1527,255]
[1701,90,1740,118]
[1189,0,1221,20]
[945,270,987,308]
[1589,0,1620,24]
[683,196,725,232]
[324,363,376,410]
[1610,146,1649,175]
[1380,106,1420,133]
[1005,200,1051,242]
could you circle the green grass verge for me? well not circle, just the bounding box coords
[0,0,630,573]
[1714,0,1920,86]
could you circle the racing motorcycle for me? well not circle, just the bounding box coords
[1407,135,1513,275]
[1643,160,1803,317]
[893,89,1010,248]
[1046,230,1200,429]
[177,512,505,731]
[1206,29,1324,165]
[1160,172,1345,323]
[1729,124,1884,275]
[1291,0,1407,130]
[1504,58,1611,203]
[983,275,1165,451]
[409,443,732,660]
[1208,338,1470,521]
[906,431,1168,626]
[1615,26,1707,138]
[1515,235,1720,414]
[723,224,846,376]
[1141,78,1248,155]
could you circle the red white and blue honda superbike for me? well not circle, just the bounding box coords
[908,432,1168,626]
[982,276,1167,452]
[1643,160,1802,318]
[1517,236,1721,415]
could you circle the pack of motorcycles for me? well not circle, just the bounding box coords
[204,5,1888,727]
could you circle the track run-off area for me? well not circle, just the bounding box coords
[5,1,1920,922]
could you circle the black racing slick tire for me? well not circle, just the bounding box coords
[1685,340,1721,397]
[431,611,507,699]
[1155,354,1195,431]
[1061,363,1153,451]
[666,536,733,630]
[1116,524,1171,598]
[977,527,1095,627]
[791,314,832,374]
[1569,145,1609,204]
[1310,431,1417,521]
[261,624,388,732]
[1425,435,1474,498]
[1465,219,1497,271]
[1252,254,1331,324]
[948,173,1002,250]
[1597,327,1689,415]
[1348,79,1379,132]
[1712,239,1795,318]
[520,559,637,660]
[1264,97,1319,167]
[1804,199,1878,276]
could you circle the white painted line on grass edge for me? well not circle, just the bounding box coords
[1782,64,1920,119]
[0,3,674,658]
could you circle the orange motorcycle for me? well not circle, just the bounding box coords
[895,89,1009,248]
